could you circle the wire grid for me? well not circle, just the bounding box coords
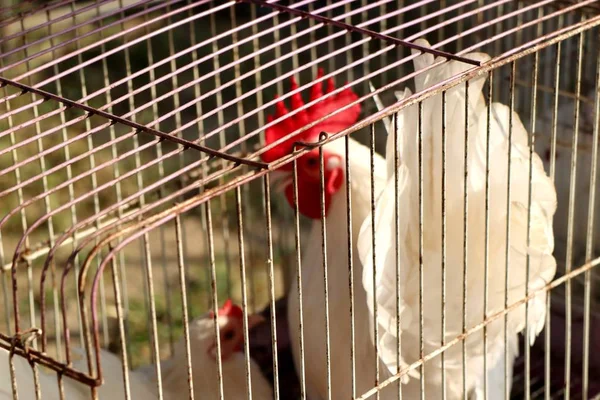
[0,0,600,399]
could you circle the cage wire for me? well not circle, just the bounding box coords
[0,0,600,399]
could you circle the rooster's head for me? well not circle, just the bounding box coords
[207,299,265,361]
[261,69,361,219]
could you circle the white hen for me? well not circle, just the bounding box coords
[0,344,155,399]
[151,299,272,400]
[357,39,557,399]
[1,300,271,400]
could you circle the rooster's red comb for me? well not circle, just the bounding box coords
[260,69,361,168]
[209,299,244,320]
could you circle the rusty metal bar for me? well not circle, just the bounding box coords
[237,0,482,66]
[0,76,266,168]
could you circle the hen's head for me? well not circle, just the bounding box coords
[206,299,265,361]
[261,69,361,219]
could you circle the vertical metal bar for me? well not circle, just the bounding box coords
[0,57,15,343]
[142,236,164,400]
[396,0,404,66]
[462,80,470,400]
[97,0,133,356]
[505,61,516,400]
[80,286,97,400]
[514,1,525,113]
[272,7,285,93]
[524,44,541,400]
[271,1,293,296]
[549,43,561,184]
[32,339,41,400]
[291,157,307,400]
[441,90,447,400]
[0,232,9,335]
[483,70,494,400]
[370,123,380,400]
[110,249,132,400]
[43,6,64,360]
[564,31,585,400]
[361,0,370,95]
[544,293,551,400]
[175,215,195,399]
[379,2,387,85]
[235,187,254,400]
[326,4,335,74]
[393,111,402,400]
[78,0,111,351]
[457,3,464,50]
[230,4,258,312]
[9,349,19,400]
[209,10,233,300]
[318,137,332,400]
[0,57,19,338]
[344,2,355,83]
[495,3,504,101]
[206,199,225,400]
[158,221,173,353]
[262,175,280,400]
[289,4,300,73]
[111,5,130,343]
[582,30,600,400]
[164,2,182,351]
[136,2,159,360]
[564,13,575,90]
[187,0,209,312]
[545,42,561,400]
[57,374,65,400]
[92,0,110,349]
[18,14,52,352]
[418,101,425,400]
[345,134,357,400]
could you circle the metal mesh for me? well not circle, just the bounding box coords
[1,0,600,399]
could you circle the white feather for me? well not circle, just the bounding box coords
[147,316,273,400]
[357,39,557,398]
[286,136,397,399]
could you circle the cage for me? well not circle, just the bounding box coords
[1,0,600,399]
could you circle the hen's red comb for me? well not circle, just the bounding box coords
[209,299,244,320]
[261,69,361,168]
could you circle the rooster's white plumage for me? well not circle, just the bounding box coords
[357,39,557,399]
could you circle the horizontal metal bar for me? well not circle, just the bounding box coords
[0,76,267,169]
[0,0,117,45]
[0,333,99,387]
[237,0,483,66]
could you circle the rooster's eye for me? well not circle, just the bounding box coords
[306,157,319,168]
[223,329,235,340]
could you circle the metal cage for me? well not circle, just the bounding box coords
[1,0,600,399]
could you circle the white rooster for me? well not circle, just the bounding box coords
[357,39,557,399]
[1,299,272,399]
[261,70,400,399]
